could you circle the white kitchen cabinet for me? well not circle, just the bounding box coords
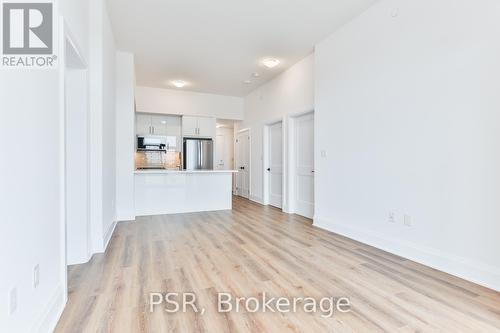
[181,116,199,137]
[136,114,152,136]
[182,116,216,138]
[136,113,171,136]
[197,116,216,138]
[150,115,168,136]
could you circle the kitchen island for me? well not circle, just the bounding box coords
[134,169,238,216]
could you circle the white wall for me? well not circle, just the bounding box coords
[135,86,244,120]
[65,68,90,265]
[0,1,120,330]
[0,2,93,332]
[315,0,500,291]
[89,0,118,252]
[101,8,117,243]
[88,0,105,254]
[237,54,314,204]
[58,1,89,59]
[115,52,136,221]
[0,67,63,333]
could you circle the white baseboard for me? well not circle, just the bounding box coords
[102,220,117,252]
[314,216,500,292]
[116,214,136,222]
[249,195,264,205]
[32,284,65,333]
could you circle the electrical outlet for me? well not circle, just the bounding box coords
[388,212,396,223]
[9,288,17,315]
[33,264,40,288]
[404,214,412,227]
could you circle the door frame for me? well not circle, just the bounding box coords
[235,128,251,198]
[263,118,286,209]
[287,110,315,216]
[59,17,89,304]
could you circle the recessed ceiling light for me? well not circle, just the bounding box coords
[262,58,280,68]
[171,80,187,88]
[243,79,252,84]
[252,72,260,78]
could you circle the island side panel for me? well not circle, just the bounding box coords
[134,172,233,216]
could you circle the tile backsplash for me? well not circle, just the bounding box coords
[135,151,181,170]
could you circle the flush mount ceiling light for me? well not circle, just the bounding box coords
[171,80,187,88]
[262,57,280,68]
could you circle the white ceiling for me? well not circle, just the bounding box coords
[106,0,377,97]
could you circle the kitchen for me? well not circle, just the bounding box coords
[133,112,238,216]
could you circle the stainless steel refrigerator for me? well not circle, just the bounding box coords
[183,138,214,170]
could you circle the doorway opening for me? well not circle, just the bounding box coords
[60,21,90,302]
[215,119,236,192]
[235,129,250,199]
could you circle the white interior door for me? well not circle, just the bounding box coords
[268,122,283,208]
[236,131,250,198]
[295,113,314,218]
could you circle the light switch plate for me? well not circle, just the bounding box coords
[33,264,40,288]
[9,288,17,315]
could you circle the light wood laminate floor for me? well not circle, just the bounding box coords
[55,197,500,332]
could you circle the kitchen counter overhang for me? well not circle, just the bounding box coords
[134,169,238,216]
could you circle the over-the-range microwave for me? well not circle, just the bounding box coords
[136,136,166,151]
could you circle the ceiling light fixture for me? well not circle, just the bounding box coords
[262,58,280,68]
[252,72,260,78]
[171,80,187,88]
[243,79,252,84]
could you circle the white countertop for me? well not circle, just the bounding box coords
[134,169,238,174]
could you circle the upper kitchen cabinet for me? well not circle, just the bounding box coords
[182,116,216,138]
[136,113,152,136]
[150,115,168,136]
[197,116,216,137]
[181,116,198,137]
[136,113,170,136]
